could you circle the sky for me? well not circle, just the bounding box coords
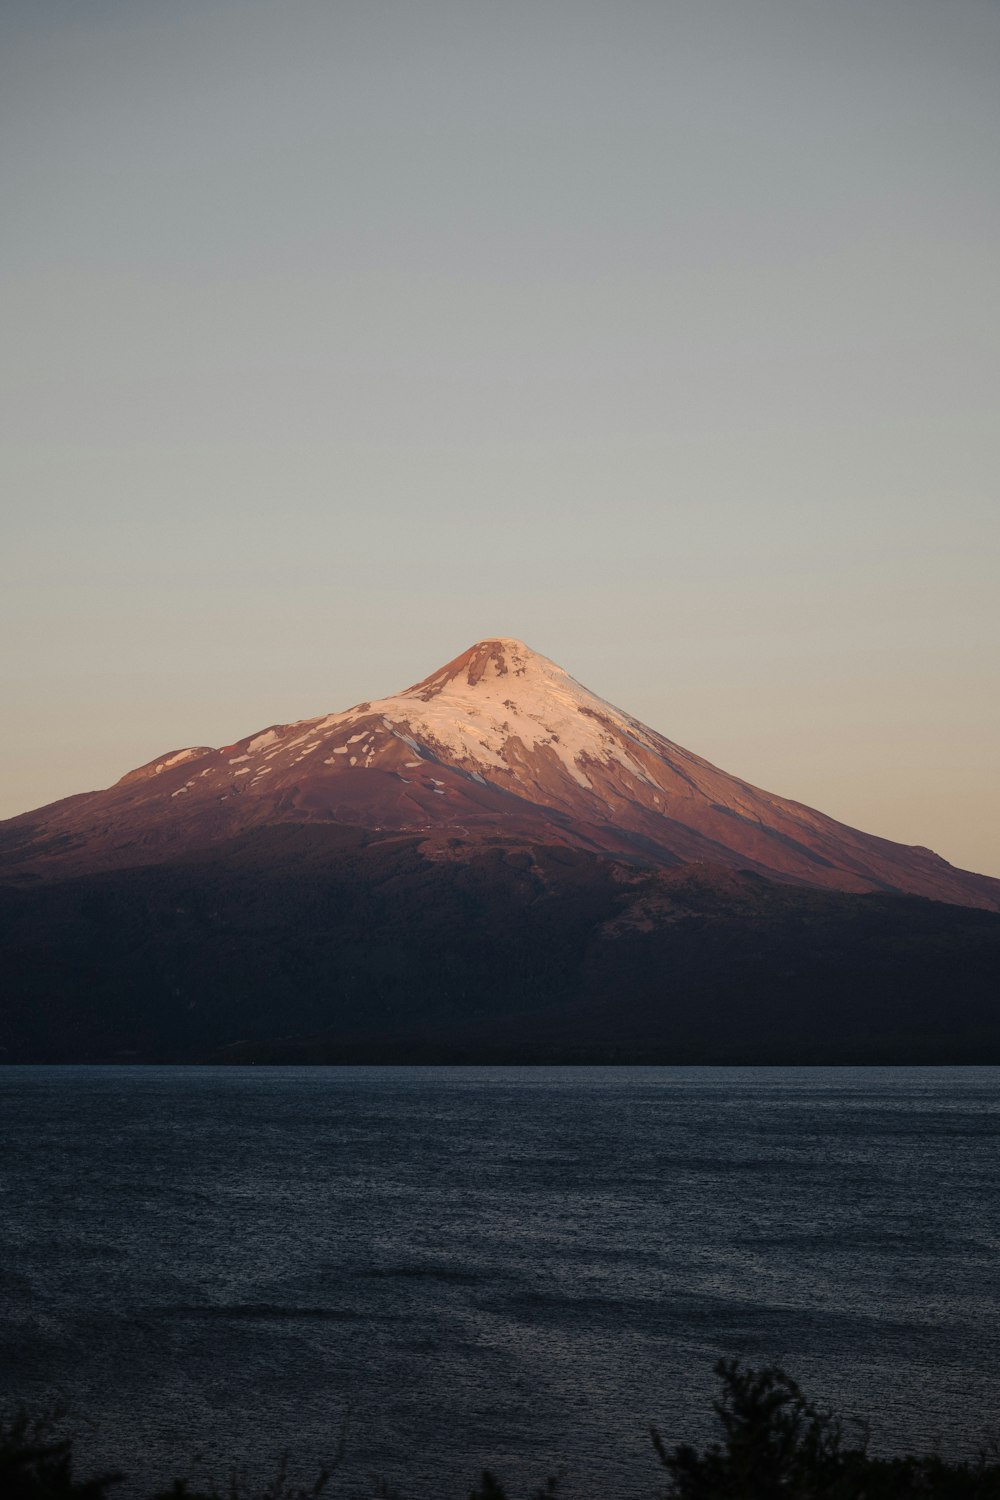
[2,0,998,875]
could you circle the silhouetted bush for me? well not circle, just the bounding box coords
[652,1359,1000,1499]
[4,1361,1000,1498]
[0,1408,119,1499]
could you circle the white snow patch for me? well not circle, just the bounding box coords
[373,644,654,789]
[155,748,203,774]
[349,756,357,766]
[248,729,279,753]
[273,639,722,814]
[280,722,328,752]
[228,754,250,765]
[170,786,188,797]
[234,767,251,776]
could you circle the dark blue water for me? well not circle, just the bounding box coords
[1,1067,999,1497]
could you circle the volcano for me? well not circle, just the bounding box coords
[2,637,997,910]
[3,640,999,1065]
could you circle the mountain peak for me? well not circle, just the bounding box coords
[404,638,542,698]
[378,637,623,789]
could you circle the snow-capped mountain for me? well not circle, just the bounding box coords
[3,637,998,911]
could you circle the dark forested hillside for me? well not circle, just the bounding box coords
[2,824,998,1063]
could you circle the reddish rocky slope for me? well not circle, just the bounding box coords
[2,638,997,911]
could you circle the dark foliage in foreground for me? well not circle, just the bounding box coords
[652,1360,1000,1498]
[0,1409,119,1499]
[5,1361,1000,1499]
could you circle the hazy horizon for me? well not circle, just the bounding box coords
[3,1,998,875]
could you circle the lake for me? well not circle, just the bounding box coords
[1,1066,998,1497]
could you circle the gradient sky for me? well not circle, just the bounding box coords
[2,0,998,875]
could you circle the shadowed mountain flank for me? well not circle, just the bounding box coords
[2,824,999,1063]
